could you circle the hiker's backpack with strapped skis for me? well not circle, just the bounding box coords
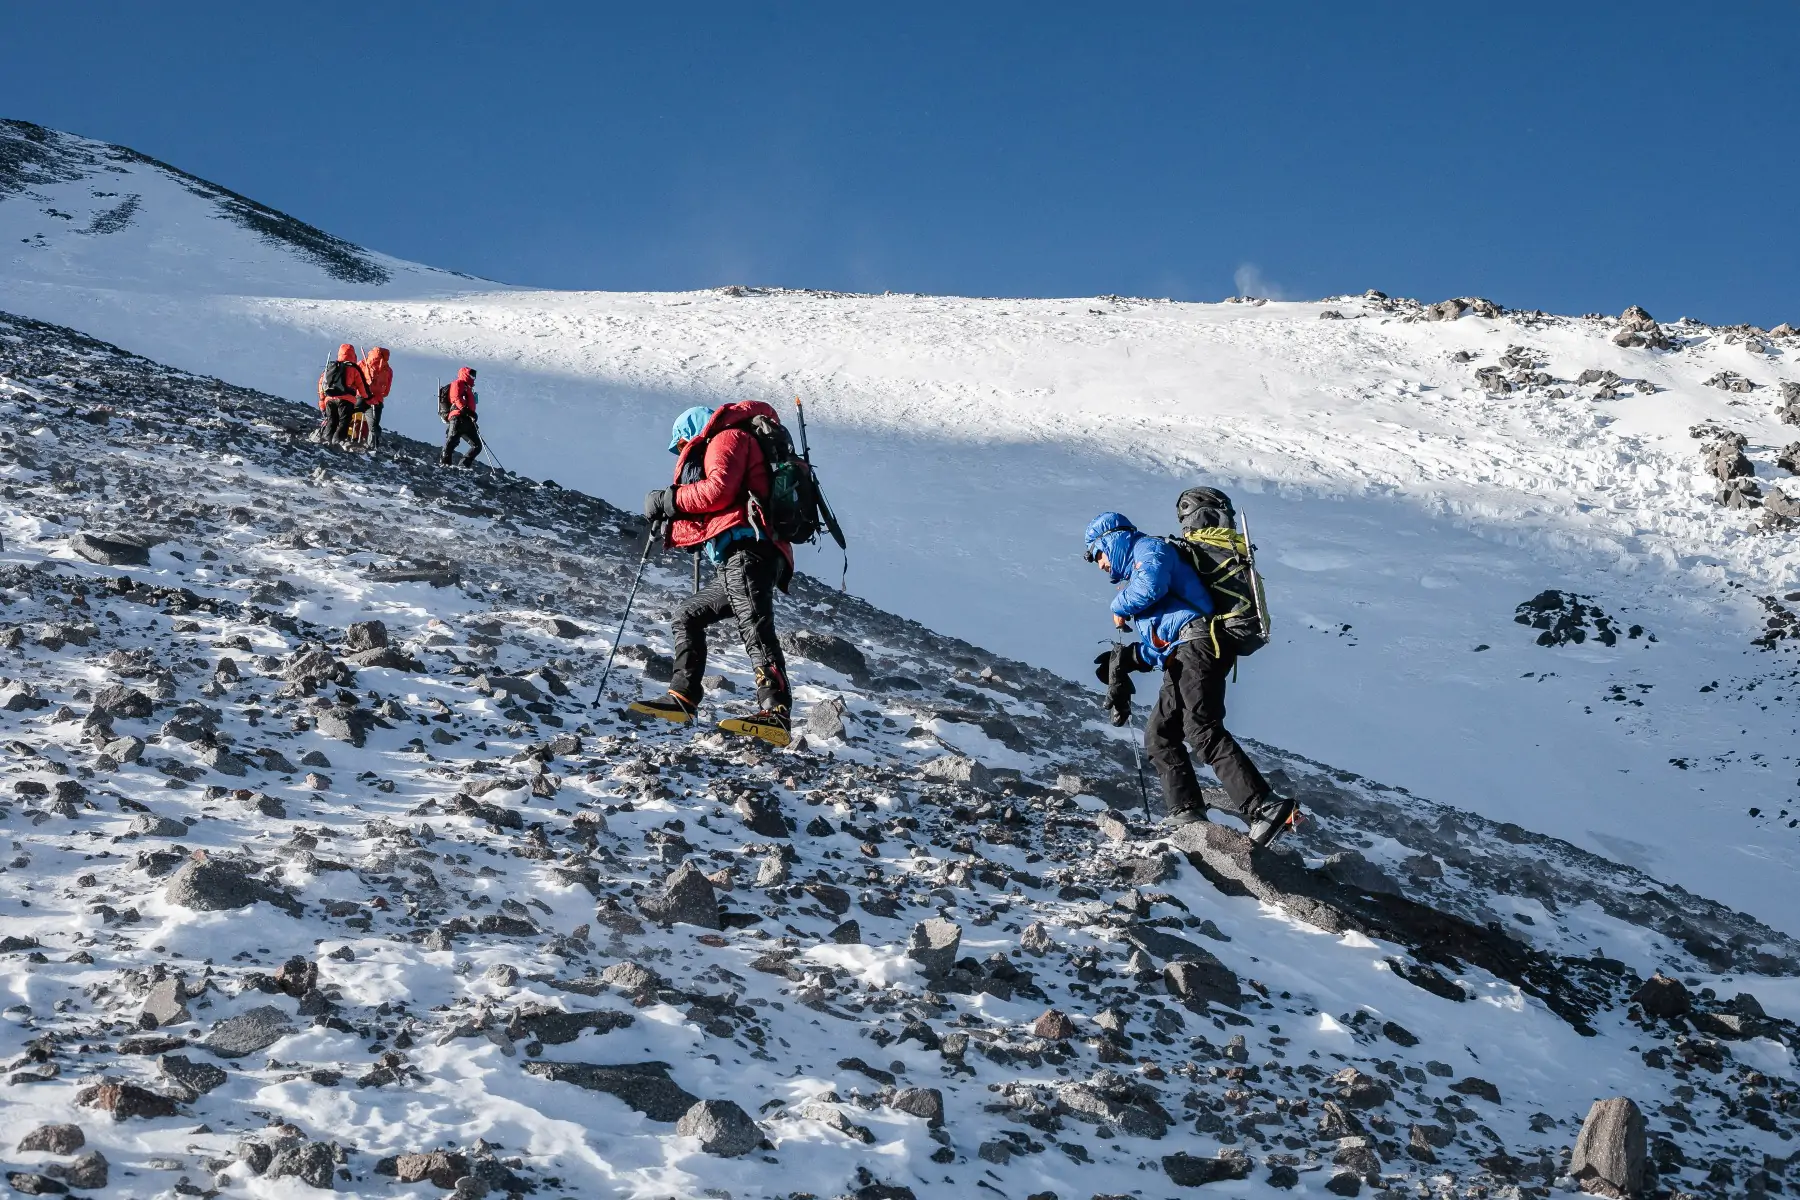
[1167,486,1270,657]
[322,360,352,397]
[437,384,452,420]
[744,412,825,544]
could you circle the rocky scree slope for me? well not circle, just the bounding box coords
[0,310,1797,1197]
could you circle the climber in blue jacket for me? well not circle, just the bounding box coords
[1085,511,1293,846]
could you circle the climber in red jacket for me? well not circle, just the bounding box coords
[439,366,482,467]
[358,346,391,451]
[317,343,368,446]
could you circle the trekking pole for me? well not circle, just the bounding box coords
[592,525,658,706]
[692,551,700,595]
[1130,713,1152,820]
[1110,637,1154,820]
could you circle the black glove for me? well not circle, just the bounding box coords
[1094,644,1148,727]
[643,488,680,522]
[1092,644,1148,683]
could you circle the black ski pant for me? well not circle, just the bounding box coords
[360,401,383,449]
[670,539,791,713]
[323,398,356,443]
[1144,638,1270,819]
[441,413,481,466]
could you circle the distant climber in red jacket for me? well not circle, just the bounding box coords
[358,346,391,451]
[317,344,368,446]
[439,366,482,467]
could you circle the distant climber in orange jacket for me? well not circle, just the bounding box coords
[359,346,391,450]
[317,343,368,446]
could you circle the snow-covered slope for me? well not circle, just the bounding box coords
[2,310,1798,1200]
[2,119,1797,935]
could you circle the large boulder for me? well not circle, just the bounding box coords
[1163,955,1243,1010]
[676,1099,762,1157]
[906,918,962,975]
[92,685,153,719]
[1164,1150,1252,1185]
[265,1140,336,1189]
[1570,1097,1646,1198]
[890,1087,945,1127]
[522,1061,699,1121]
[202,1006,295,1058]
[1629,973,1690,1019]
[635,863,720,929]
[70,530,151,567]
[779,630,868,680]
[165,855,301,916]
[343,620,389,651]
[16,1125,84,1154]
[920,754,994,792]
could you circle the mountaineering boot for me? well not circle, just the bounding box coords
[1165,805,1209,829]
[1247,793,1299,848]
[627,691,697,725]
[718,707,791,748]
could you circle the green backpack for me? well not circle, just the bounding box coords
[745,413,824,545]
[1164,489,1271,657]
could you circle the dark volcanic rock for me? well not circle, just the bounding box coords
[165,855,301,916]
[76,1081,179,1120]
[202,1005,295,1058]
[906,918,962,974]
[523,1061,699,1121]
[266,1139,336,1189]
[1163,956,1242,1010]
[676,1099,762,1157]
[636,862,721,929]
[70,530,151,567]
[385,1151,470,1187]
[1630,972,1690,1019]
[343,619,388,650]
[508,1005,634,1045]
[780,629,868,680]
[1163,1150,1251,1185]
[1570,1097,1646,1199]
[17,1124,83,1154]
[1169,820,1601,1031]
[159,1054,228,1099]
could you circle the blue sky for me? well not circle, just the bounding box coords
[7,2,1797,323]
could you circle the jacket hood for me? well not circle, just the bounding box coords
[456,366,475,384]
[365,347,389,365]
[702,399,780,436]
[1085,512,1138,585]
[668,406,715,454]
[337,343,357,362]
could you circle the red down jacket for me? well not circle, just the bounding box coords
[317,343,368,409]
[446,366,476,416]
[361,347,392,405]
[666,400,794,570]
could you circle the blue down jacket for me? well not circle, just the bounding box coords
[1085,512,1213,668]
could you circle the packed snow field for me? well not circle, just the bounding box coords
[1,117,1800,1198]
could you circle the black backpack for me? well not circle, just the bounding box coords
[322,360,351,397]
[1166,487,1270,657]
[437,384,452,419]
[743,413,826,545]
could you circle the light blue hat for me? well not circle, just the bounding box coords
[669,406,714,454]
